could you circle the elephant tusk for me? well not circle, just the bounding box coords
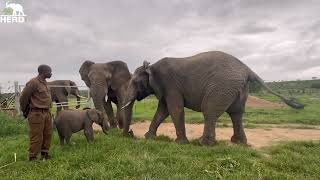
[78,95,87,99]
[121,101,132,109]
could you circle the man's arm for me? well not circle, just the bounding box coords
[19,82,35,117]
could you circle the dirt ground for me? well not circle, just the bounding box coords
[93,122,320,149]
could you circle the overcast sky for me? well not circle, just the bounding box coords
[0,0,319,91]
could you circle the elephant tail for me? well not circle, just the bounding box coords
[248,71,304,109]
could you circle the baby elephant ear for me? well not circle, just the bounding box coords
[96,110,103,117]
[143,61,150,69]
[87,109,99,123]
[143,61,151,74]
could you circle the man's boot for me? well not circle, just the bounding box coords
[29,156,37,161]
[41,152,51,160]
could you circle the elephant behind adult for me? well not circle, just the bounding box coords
[122,51,304,145]
[79,60,132,129]
[48,80,84,114]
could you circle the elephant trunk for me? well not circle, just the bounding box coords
[122,91,136,136]
[122,101,134,137]
[122,87,137,109]
[90,85,110,129]
[101,119,109,134]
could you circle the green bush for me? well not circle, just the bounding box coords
[311,83,320,89]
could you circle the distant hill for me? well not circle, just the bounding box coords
[254,79,320,94]
[266,79,320,90]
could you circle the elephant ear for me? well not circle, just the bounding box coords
[143,61,151,74]
[79,60,95,87]
[64,80,72,95]
[143,61,150,69]
[143,61,162,98]
[69,80,77,87]
[69,80,78,94]
[87,109,99,123]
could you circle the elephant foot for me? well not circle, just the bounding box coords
[231,135,247,144]
[123,129,134,138]
[117,120,123,129]
[110,123,118,129]
[144,131,156,139]
[199,136,216,146]
[87,140,94,144]
[175,137,189,144]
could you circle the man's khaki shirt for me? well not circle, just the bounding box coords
[20,76,52,112]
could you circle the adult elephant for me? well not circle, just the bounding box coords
[122,51,304,145]
[79,60,132,129]
[48,80,84,113]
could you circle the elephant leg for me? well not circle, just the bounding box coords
[65,134,72,145]
[200,113,218,146]
[84,127,94,143]
[227,86,248,144]
[104,100,117,128]
[166,94,189,144]
[57,131,65,146]
[228,112,247,144]
[201,90,236,146]
[145,99,169,139]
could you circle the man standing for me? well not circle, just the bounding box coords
[20,65,53,161]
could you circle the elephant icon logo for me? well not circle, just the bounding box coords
[4,1,25,16]
[0,1,26,23]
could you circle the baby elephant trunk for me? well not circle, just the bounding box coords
[101,119,109,134]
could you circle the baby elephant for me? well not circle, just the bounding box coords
[54,109,109,145]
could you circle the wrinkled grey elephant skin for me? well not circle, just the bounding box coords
[79,60,133,130]
[123,51,304,146]
[54,109,108,145]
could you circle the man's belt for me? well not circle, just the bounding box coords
[31,108,50,112]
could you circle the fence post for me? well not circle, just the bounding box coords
[14,81,21,115]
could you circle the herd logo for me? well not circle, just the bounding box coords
[0,1,26,23]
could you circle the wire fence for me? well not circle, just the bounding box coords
[0,81,93,115]
[0,81,153,116]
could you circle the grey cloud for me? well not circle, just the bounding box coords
[235,22,277,34]
[0,0,320,89]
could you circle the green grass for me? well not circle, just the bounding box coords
[1,114,320,179]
